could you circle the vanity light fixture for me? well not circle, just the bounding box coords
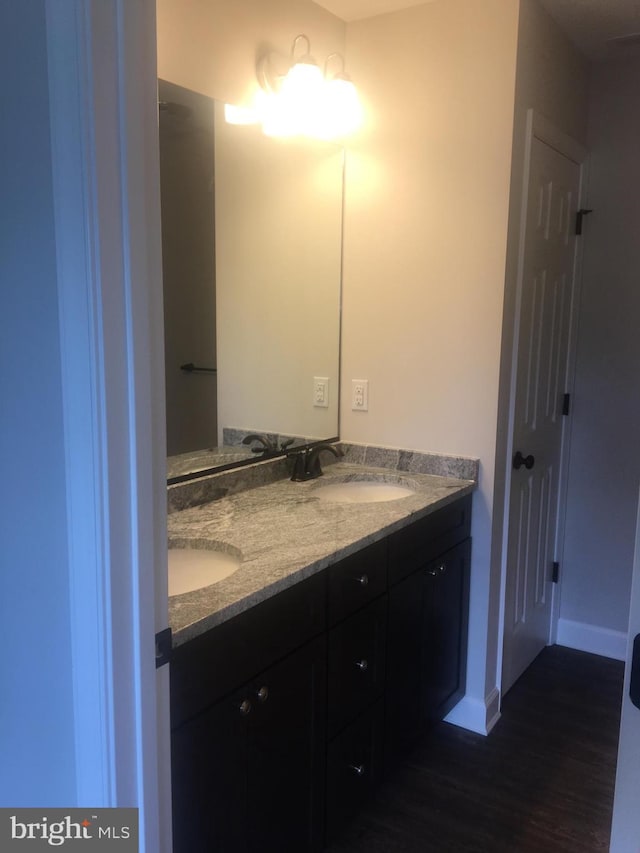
[255,34,362,140]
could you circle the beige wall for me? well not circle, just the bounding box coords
[157,0,345,107]
[341,0,519,726]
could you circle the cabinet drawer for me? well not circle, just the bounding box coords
[328,596,387,737]
[388,495,471,585]
[326,700,384,843]
[328,538,387,626]
[171,571,326,728]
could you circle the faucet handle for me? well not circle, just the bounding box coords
[288,443,343,481]
[307,443,344,479]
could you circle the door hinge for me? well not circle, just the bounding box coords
[562,393,571,416]
[575,208,593,235]
[155,627,172,668]
[552,562,560,584]
[630,634,640,710]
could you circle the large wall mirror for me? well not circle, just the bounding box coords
[159,80,343,482]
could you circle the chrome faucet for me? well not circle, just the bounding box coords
[289,443,343,481]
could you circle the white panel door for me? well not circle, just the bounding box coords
[502,137,581,694]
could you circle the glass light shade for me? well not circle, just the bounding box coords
[322,75,362,139]
[281,60,324,101]
[278,60,324,136]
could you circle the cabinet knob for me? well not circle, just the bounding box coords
[239,699,252,716]
[428,564,446,577]
[354,574,369,586]
[355,659,369,672]
[256,685,269,703]
[348,764,365,777]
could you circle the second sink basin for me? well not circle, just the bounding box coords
[168,542,241,596]
[312,477,416,504]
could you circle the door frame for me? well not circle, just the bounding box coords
[45,1,169,848]
[610,486,640,850]
[497,109,588,694]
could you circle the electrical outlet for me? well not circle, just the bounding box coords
[351,379,369,411]
[313,377,329,408]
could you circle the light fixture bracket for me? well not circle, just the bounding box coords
[257,51,290,95]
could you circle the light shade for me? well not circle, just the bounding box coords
[256,36,362,140]
[322,74,362,139]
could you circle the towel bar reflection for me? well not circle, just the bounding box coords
[180,362,217,373]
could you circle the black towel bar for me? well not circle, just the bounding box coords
[180,362,217,373]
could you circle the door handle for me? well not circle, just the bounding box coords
[513,451,535,470]
[630,634,640,710]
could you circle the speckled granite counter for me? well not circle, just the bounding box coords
[168,462,476,647]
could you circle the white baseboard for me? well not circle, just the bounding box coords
[444,686,501,736]
[556,618,627,661]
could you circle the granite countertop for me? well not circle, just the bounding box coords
[167,462,475,647]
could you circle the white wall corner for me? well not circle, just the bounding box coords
[444,687,501,736]
[557,618,627,662]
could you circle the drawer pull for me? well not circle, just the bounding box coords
[349,764,365,777]
[428,564,446,577]
[256,686,269,703]
[354,574,369,587]
[355,659,369,672]
[239,699,252,716]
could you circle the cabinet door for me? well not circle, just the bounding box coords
[423,539,470,721]
[171,683,249,853]
[386,539,470,763]
[246,635,326,853]
[172,635,326,853]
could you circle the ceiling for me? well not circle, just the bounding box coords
[313,0,640,61]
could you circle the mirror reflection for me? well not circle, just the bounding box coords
[159,80,343,482]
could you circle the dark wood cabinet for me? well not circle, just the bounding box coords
[171,573,327,853]
[423,540,470,720]
[386,535,471,765]
[171,682,248,852]
[170,494,472,851]
[245,636,327,853]
[326,700,384,842]
[172,635,326,853]
[327,539,387,626]
[328,595,387,737]
[385,561,425,755]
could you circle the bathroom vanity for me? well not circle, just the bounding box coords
[167,459,474,852]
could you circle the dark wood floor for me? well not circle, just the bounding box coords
[326,646,624,853]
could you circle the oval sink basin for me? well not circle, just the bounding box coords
[168,545,241,596]
[312,480,416,504]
